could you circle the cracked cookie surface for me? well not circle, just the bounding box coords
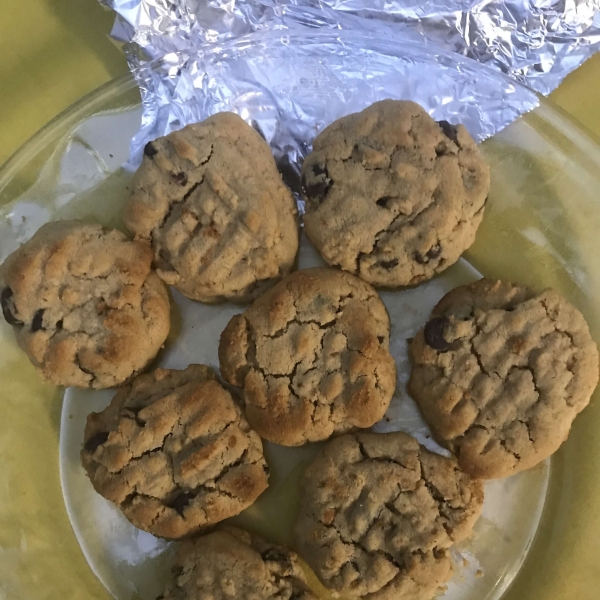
[409,279,599,479]
[125,112,299,304]
[81,365,269,539]
[301,100,490,287]
[159,527,318,600]
[0,220,170,388]
[218,268,397,446]
[295,432,483,600]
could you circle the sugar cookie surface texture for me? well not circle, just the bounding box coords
[0,220,170,389]
[409,279,599,479]
[81,365,269,539]
[301,100,490,287]
[295,432,484,600]
[219,267,397,446]
[159,527,318,600]
[125,112,299,304]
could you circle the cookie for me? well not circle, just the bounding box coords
[0,220,170,389]
[81,365,269,539]
[409,279,599,479]
[158,527,318,600]
[219,268,397,446]
[125,112,299,304]
[301,100,490,287]
[295,432,483,600]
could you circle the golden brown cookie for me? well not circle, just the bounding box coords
[125,112,299,304]
[409,279,599,479]
[158,527,318,600]
[301,100,490,287]
[218,268,397,446]
[0,220,170,389]
[81,365,269,539]
[295,432,483,600]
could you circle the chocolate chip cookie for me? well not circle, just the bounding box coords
[125,112,299,304]
[0,220,170,389]
[81,365,269,539]
[301,100,490,287]
[409,279,599,479]
[158,527,317,600]
[219,268,397,446]
[295,432,483,600]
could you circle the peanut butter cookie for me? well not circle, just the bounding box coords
[409,279,599,478]
[81,365,269,539]
[295,432,483,599]
[301,100,489,287]
[0,220,170,388]
[159,527,317,600]
[125,113,299,303]
[219,268,397,446]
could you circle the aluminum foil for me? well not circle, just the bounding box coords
[102,0,600,94]
[97,0,598,169]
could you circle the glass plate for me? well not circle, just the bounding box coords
[1,33,599,600]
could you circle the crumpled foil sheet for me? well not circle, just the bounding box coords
[102,0,600,94]
[97,0,598,168]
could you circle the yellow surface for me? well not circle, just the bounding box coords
[0,0,128,167]
[0,0,599,167]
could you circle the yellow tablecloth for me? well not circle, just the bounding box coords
[0,0,599,167]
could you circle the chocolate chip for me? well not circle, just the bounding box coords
[262,548,291,565]
[263,463,271,475]
[437,120,459,145]
[56,319,64,330]
[1,288,22,326]
[31,309,45,332]
[172,171,187,186]
[378,258,399,270]
[303,178,330,201]
[427,244,442,260]
[377,336,385,344]
[302,163,332,204]
[84,431,109,453]
[424,316,451,351]
[414,243,442,264]
[376,196,393,209]
[312,163,327,176]
[170,492,193,516]
[144,142,158,158]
